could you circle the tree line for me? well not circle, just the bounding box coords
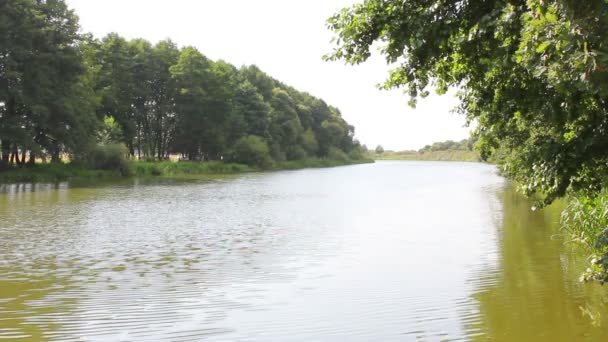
[419,138,476,153]
[0,0,365,170]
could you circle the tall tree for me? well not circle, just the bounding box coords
[0,0,95,165]
[170,47,214,160]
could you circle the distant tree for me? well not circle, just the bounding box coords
[375,145,384,154]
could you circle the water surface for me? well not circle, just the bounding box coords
[1,161,607,341]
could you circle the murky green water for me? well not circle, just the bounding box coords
[1,161,607,341]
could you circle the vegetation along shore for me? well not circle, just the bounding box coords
[0,1,370,184]
[369,139,480,163]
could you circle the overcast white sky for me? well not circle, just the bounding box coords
[66,0,471,150]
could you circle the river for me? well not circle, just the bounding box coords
[1,161,607,341]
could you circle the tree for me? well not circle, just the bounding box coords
[92,33,138,155]
[170,47,213,160]
[326,0,608,205]
[1,1,365,170]
[375,145,384,154]
[232,81,271,140]
[268,88,303,159]
[0,0,96,165]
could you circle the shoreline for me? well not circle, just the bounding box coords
[369,150,480,163]
[0,158,374,184]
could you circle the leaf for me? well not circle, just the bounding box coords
[536,41,552,53]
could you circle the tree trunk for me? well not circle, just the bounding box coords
[50,142,60,163]
[28,151,36,166]
[20,149,26,165]
[51,151,60,163]
[14,149,21,165]
[1,140,10,163]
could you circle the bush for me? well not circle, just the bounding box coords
[286,145,308,161]
[327,147,349,162]
[269,142,286,162]
[77,143,130,175]
[348,146,366,160]
[231,135,273,168]
[562,192,608,283]
[131,161,249,176]
[301,128,319,155]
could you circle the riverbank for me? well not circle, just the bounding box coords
[0,158,374,184]
[370,150,480,162]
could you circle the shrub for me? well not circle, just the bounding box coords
[269,142,286,162]
[301,128,319,155]
[562,192,608,283]
[77,143,130,175]
[348,145,366,160]
[286,145,308,161]
[231,135,273,168]
[327,147,349,162]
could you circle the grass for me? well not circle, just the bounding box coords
[561,192,608,283]
[0,163,120,183]
[371,150,480,162]
[130,161,251,177]
[273,157,374,170]
[0,158,373,184]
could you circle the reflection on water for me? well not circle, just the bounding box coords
[0,161,607,341]
[467,186,608,341]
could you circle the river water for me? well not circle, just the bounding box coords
[1,161,607,341]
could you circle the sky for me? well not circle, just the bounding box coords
[66,0,472,151]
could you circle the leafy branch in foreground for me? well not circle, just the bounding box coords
[326,0,608,206]
[326,0,608,282]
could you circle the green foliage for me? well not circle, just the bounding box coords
[0,163,118,183]
[562,192,608,283]
[348,145,367,161]
[420,138,474,153]
[0,0,97,164]
[274,157,373,170]
[230,135,273,168]
[286,145,308,161]
[1,0,363,180]
[326,0,608,205]
[375,145,384,154]
[99,116,123,144]
[76,144,130,175]
[131,161,249,177]
[327,147,349,163]
[300,128,319,155]
[374,150,480,162]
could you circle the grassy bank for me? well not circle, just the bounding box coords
[0,163,121,184]
[0,158,373,184]
[130,161,251,177]
[273,157,374,170]
[371,150,480,162]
